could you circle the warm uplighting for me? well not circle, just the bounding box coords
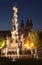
[23,37,36,50]
[30,43,34,48]
[24,43,31,49]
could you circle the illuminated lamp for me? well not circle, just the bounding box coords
[24,37,36,50]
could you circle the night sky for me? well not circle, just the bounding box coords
[0,0,42,30]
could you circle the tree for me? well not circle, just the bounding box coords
[38,31,42,47]
[29,19,33,29]
[20,20,24,29]
[29,30,39,47]
[25,19,33,32]
[25,18,29,28]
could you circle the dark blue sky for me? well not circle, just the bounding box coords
[0,0,42,30]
